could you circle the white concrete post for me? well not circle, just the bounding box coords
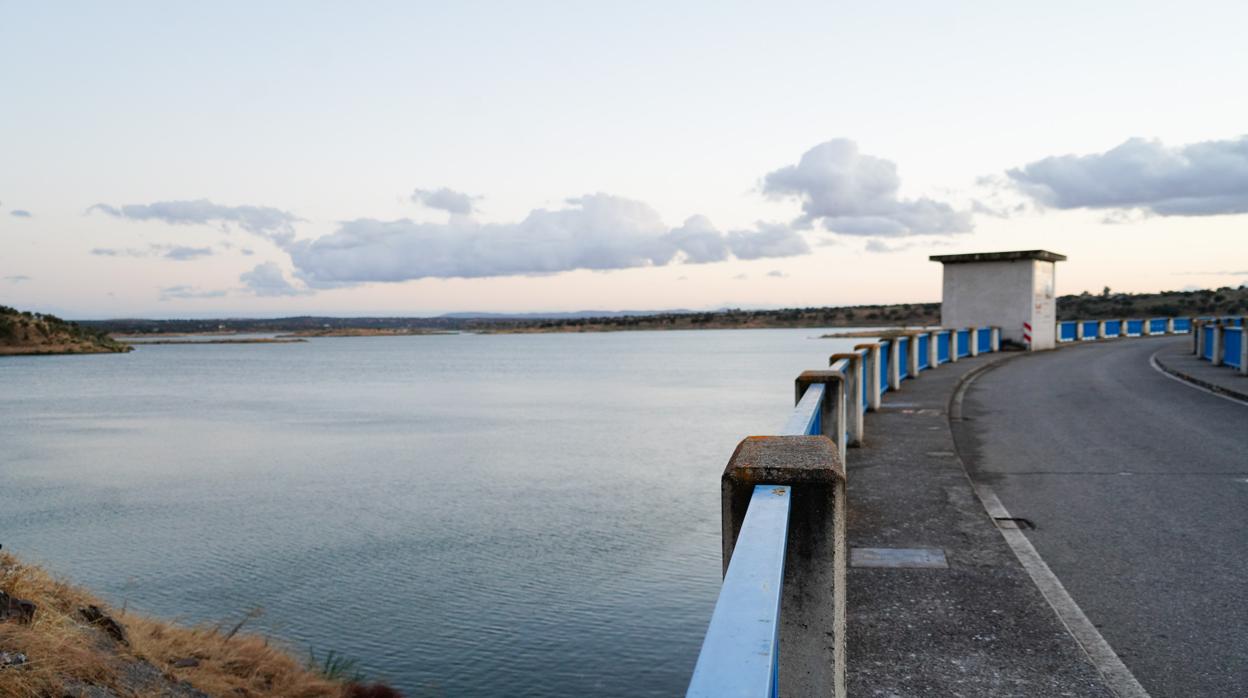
[990,327,1000,352]
[1097,320,1107,339]
[1193,320,1203,355]
[830,353,864,447]
[1076,321,1085,341]
[1119,319,1127,338]
[970,328,980,357]
[1211,324,1223,366]
[928,330,939,367]
[1167,317,1175,334]
[1240,322,1248,376]
[1144,318,1153,336]
[856,344,881,411]
[887,339,901,390]
[947,330,958,363]
[907,334,920,376]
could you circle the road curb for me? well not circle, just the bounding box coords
[1151,351,1248,402]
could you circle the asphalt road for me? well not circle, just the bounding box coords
[956,336,1248,698]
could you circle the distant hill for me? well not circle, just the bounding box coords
[73,285,1248,337]
[0,305,132,355]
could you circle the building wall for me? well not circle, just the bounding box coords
[940,260,1058,350]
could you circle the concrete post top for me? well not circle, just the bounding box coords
[828,352,860,365]
[853,342,881,351]
[797,369,846,388]
[722,435,846,487]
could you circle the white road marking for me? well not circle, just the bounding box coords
[1149,352,1248,407]
[952,360,1152,698]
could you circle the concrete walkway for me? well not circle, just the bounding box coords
[846,351,1113,697]
[1153,338,1248,401]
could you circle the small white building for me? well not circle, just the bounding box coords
[930,250,1066,351]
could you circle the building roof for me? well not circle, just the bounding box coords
[929,250,1067,264]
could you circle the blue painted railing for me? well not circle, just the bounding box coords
[1105,319,1122,338]
[936,331,950,364]
[1175,317,1192,332]
[1058,317,1198,344]
[1149,318,1168,334]
[976,327,991,354]
[956,329,971,358]
[1058,321,1077,342]
[1126,319,1143,336]
[1224,328,1244,369]
[1080,320,1099,339]
[1201,325,1215,360]
[689,328,1003,696]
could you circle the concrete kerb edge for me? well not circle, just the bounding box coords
[1150,349,1248,403]
[946,353,1152,698]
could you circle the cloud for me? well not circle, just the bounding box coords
[4,275,31,283]
[286,193,809,285]
[766,270,788,278]
[411,187,478,215]
[163,246,213,260]
[9,209,31,218]
[240,262,308,296]
[763,139,972,236]
[158,285,228,301]
[732,273,749,280]
[1006,136,1248,216]
[88,199,298,244]
[91,244,214,260]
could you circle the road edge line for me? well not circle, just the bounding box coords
[1149,351,1248,406]
[949,358,1152,698]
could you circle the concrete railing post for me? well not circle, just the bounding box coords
[948,330,959,363]
[855,343,882,411]
[887,339,901,390]
[1194,320,1203,355]
[907,333,921,375]
[927,330,939,367]
[1167,317,1175,334]
[1076,322,1085,341]
[1119,319,1127,338]
[1212,323,1224,366]
[990,327,1000,352]
[1240,323,1248,376]
[1144,318,1153,336]
[1097,320,1107,339]
[830,353,864,447]
[796,371,848,465]
[721,436,847,698]
[970,328,980,357]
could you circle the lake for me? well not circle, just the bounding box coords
[0,328,868,696]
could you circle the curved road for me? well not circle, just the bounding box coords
[956,336,1248,697]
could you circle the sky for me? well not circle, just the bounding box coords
[2,1,1246,318]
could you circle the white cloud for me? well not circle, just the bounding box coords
[4,275,31,283]
[411,187,479,215]
[90,244,213,260]
[9,209,31,218]
[286,193,808,285]
[88,199,298,244]
[240,262,307,297]
[766,270,788,278]
[1006,136,1248,216]
[763,139,972,236]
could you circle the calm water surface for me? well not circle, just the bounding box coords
[0,329,868,696]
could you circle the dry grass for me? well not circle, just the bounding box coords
[0,551,352,697]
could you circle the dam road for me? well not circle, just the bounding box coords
[956,336,1248,697]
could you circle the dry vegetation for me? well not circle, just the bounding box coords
[0,551,397,697]
[0,307,131,356]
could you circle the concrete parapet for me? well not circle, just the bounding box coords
[1212,324,1223,366]
[906,333,922,374]
[830,353,864,447]
[795,370,848,463]
[887,339,902,389]
[855,343,882,411]
[721,435,846,698]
